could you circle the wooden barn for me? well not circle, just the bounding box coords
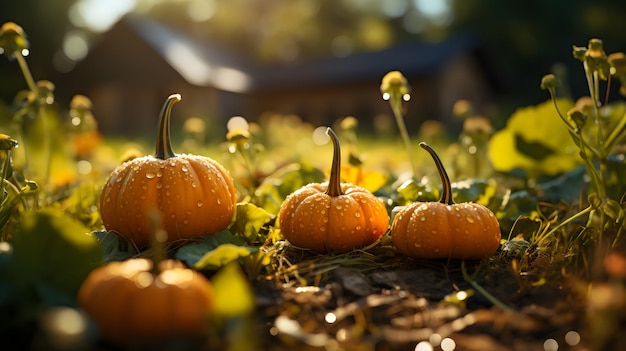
[60,14,500,137]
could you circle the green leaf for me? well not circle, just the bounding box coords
[174,230,253,270]
[95,230,139,263]
[211,262,255,318]
[193,243,256,271]
[395,178,437,204]
[488,98,580,177]
[230,202,273,242]
[451,179,496,205]
[9,209,104,297]
[254,163,325,214]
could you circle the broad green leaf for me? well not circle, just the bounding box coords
[174,230,251,269]
[451,179,496,206]
[9,209,104,297]
[230,202,273,242]
[340,165,389,193]
[192,243,255,271]
[94,230,138,263]
[254,163,325,214]
[211,262,255,318]
[488,98,580,177]
[395,178,437,204]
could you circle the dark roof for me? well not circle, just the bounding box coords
[123,14,484,93]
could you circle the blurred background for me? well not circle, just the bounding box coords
[1,0,625,137]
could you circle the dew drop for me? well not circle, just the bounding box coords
[156,183,163,189]
[181,165,189,173]
[191,181,197,188]
[146,171,156,179]
[320,226,326,231]
[197,201,204,207]
[217,199,221,205]
[183,220,189,225]
[356,225,362,230]
[466,216,475,224]
[320,209,326,214]
[420,216,426,222]
[156,171,163,177]
[355,212,361,218]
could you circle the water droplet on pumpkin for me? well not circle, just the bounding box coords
[146,171,156,179]
[320,209,326,214]
[355,212,361,218]
[217,199,221,205]
[183,220,189,224]
[181,165,188,172]
[356,225,362,230]
[156,183,163,189]
[197,201,204,207]
[466,216,475,224]
[156,171,163,177]
[336,204,343,210]
[191,181,197,188]
[420,216,426,221]
[320,226,326,231]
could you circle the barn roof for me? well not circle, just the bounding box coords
[122,14,487,93]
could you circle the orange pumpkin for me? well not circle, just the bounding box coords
[77,258,213,346]
[391,142,501,259]
[99,94,236,247]
[278,127,389,253]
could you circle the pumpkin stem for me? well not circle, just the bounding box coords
[419,142,454,205]
[325,127,344,197]
[148,210,167,276]
[155,94,181,160]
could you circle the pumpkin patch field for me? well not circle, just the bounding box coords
[2,22,626,351]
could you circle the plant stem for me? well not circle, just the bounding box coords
[15,54,37,93]
[389,95,418,180]
[461,260,514,312]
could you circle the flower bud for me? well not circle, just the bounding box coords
[380,71,411,100]
[567,108,587,131]
[540,74,560,91]
[0,22,29,56]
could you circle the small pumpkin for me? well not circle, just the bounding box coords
[391,142,501,259]
[278,127,389,253]
[77,256,213,346]
[99,94,237,247]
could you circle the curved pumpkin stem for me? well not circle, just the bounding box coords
[325,127,344,197]
[419,142,454,205]
[155,94,181,160]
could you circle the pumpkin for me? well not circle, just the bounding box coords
[391,142,501,259]
[99,94,237,247]
[278,127,389,253]
[77,257,213,346]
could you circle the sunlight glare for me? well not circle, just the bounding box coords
[312,127,330,145]
[415,341,433,351]
[565,331,581,346]
[543,338,559,351]
[227,116,249,132]
[69,0,136,33]
[63,31,89,61]
[187,0,217,22]
[413,0,453,25]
